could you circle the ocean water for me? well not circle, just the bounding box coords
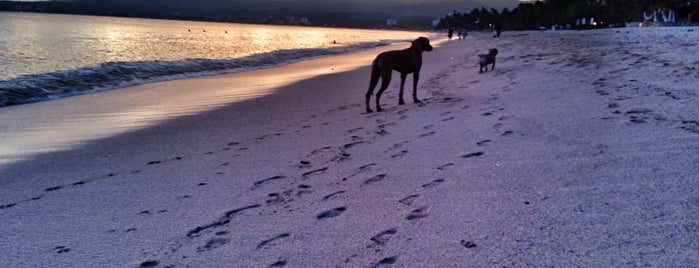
[0,12,430,106]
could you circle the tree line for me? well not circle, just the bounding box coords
[437,0,699,31]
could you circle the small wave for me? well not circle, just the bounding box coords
[0,41,388,107]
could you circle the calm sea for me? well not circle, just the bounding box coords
[0,12,431,106]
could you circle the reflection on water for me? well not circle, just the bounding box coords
[0,46,385,166]
[0,12,425,81]
[0,74,280,166]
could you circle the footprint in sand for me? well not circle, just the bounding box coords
[681,120,699,134]
[139,260,159,267]
[199,237,230,252]
[322,190,346,201]
[460,240,477,248]
[0,203,17,209]
[476,139,491,146]
[302,167,328,178]
[296,184,312,195]
[421,179,445,188]
[406,207,428,220]
[375,128,390,136]
[358,163,377,172]
[73,180,89,186]
[501,130,515,136]
[371,228,398,245]
[388,141,410,151]
[187,204,261,238]
[344,141,369,149]
[436,163,454,170]
[317,206,346,219]
[376,123,395,136]
[398,194,419,206]
[265,193,284,205]
[53,246,71,254]
[45,185,63,192]
[348,127,364,133]
[253,175,286,188]
[461,152,484,158]
[390,150,409,158]
[268,260,287,267]
[371,256,398,268]
[364,174,387,185]
[419,131,436,138]
[331,151,352,162]
[257,233,291,249]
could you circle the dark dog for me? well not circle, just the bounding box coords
[479,48,498,73]
[365,37,433,113]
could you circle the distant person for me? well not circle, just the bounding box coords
[460,28,468,39]
[494,25,502,37]
[448,28,454,40]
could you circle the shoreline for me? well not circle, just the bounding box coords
[1,29,697,267]
[0,39,441,167]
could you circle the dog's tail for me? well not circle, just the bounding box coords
[367,59,381,92]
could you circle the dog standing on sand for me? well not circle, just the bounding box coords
[365,37,433,113]
[479,48,498,73]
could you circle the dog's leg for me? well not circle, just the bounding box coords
[412,72,420,103]
[398,73,407,105]
[375,72,392,112]
[365,64,381,113]
[491,60,495,71]
[365,88,375,114]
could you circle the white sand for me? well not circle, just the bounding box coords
[1,28,697,267]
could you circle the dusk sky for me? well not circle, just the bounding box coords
[12,0,527,17]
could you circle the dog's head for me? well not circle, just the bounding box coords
[412,37,433,52]
[489,48,498,56]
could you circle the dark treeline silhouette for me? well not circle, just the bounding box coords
[438,0,699,31]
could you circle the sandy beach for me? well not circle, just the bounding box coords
[1,28,697,267]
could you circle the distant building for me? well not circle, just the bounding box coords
[386,19,397,27]
[284,15,310,25]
